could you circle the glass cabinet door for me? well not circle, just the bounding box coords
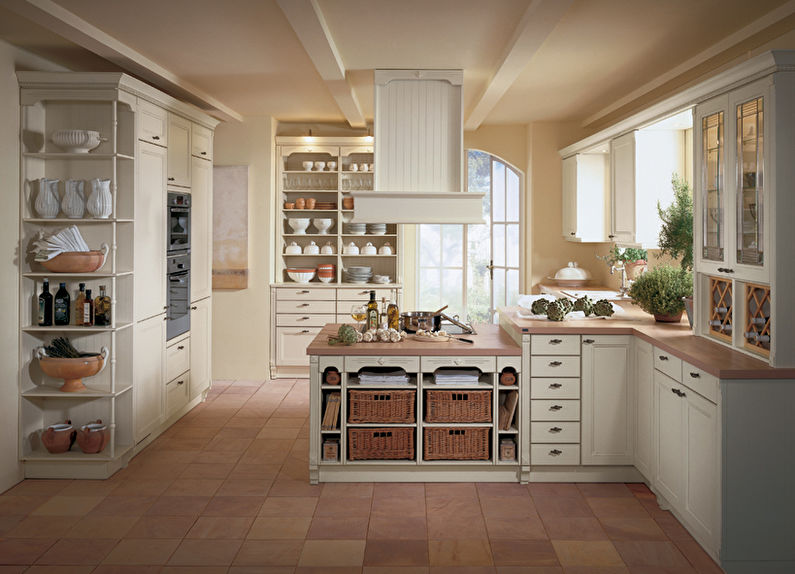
[736,97,764,265]
[702,111,724,261]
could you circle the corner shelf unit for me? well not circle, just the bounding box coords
[17,73,139,478]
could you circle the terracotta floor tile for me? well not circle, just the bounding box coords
[626,483,653,496]
[528,483,583,499]
[88,495,156,517]
[63,516,137,539]
[563,567,629,574]
[429,539,493,566]
[480,496,538,518]
[373,483,425,499]
[162,478,222,497]
[653,514,694,541]
[485,514,548,540]
[673,539,724,574]
[110,479,173,497]
[425,483,479,500]
[626,567,697,574]
[186,516,254,539]
[259,496,318,517]
[495,567,562,574]
[426,497,482,517]
[194,450,244,464]
[229,568,294,574]
[22,566,97,573]
[0,515,24,535]
[613,541,692,569]
[600,517,668,540]
[541,517,607,540]
[307,515,371,539]
[491,540,558,567]
[203,437,254,453]
[161,567,229,574]
[247,516,311,539]
[30,496,105,517]
[577,484,634,498]
[4,515,78,538]
[533,497,594,519]
[35,538,117,565]
[233,539,304,566]
[216,478,272,497]
[124,516,196,539]
[431,568,496,574]
[101,539,180,565]
[256,426,302,439]
[551,540,623,567]
[363,568,429,574]
[587,498,650,520]
[316,496,373,517]
[214,426,262,439]
[0,566,28,574]
[297,568,364,574]
[179,462,235,479]
[265,417,306,428]
[232,463,282,479]
[167,538,242,566]
[267,478,323,497]
[322,482,375,498]
[427,514,488,539]
[477,483,531,498]
[6,480,72,497]
[145,495,210,517]
[201,495,263,516]
[91,566,161,574]
[0,538,56,565]
[364,539,429,566]
[369,513,428,539]
[299,539,366,567]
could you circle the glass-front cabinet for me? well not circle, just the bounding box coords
[700,103,725,264]
[735,96,764,267]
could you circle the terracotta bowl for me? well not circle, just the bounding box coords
[41,421,76,453]
[37,347,108,392]
[76,420,110,454]
[40,248,107,273]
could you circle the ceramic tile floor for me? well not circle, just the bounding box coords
[0,379,725,573]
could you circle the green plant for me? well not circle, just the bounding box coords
[598,245,648,267]
[657,174,694,271]
[629,265,693,316]
[328,324,358,345]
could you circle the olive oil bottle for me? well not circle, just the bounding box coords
[53,282,70,326]
[74,283,86,326]
[366,290,379,331]
[94,285,111,326]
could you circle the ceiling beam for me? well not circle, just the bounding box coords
[464,0,573,130]
[3,0,243,122]
[277,0,366,128]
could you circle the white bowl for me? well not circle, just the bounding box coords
[327,161,337,171]
[51,130,104,153]
[287,268,316,283]
[318,275,334,284]
[313,161,326,171]
[301,161,313,171]
[284,241,302,255]
[287,218,310,234]
[312,218,334,234]
[553,262,591,280]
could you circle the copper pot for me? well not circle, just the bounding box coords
[75,419,110,454]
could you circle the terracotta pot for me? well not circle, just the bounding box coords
[625,261,647,280]
[76,420,110,454]
[41,420,75,454]
[654,311,684,323]
[37,347,108,392]
[342,197,354,210]
[41,244,108,273]
[305,198,316,209]
[295,197,306,209]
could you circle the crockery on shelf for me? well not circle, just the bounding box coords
[284,201,295,209]
[34,178,60,219]
[51,129,105,153]
[295,197,306,209]
[378,242,393,255]
[286,267,316,283]
[284,241,302,255]
[287,218,310,234]
[343,242,360,255]
[342,197,354,210]
[303,241,320,255]
[312,218,334,234]
[313,161,326,171]
[361,242,377,255]
[36,343,109,392]
[305,198,316,209]
[301,160,314,171]
[41,420,76,454]
[320,242,335,255]
[61,180,85,219]
[327,161,337,171]
[349,163,358,172]
[86,178,112,219]
[75,419,110,454]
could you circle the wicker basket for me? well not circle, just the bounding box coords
[348,427,415,460]
[348,389,416,423]
[423,426,490,460]
[425,389,492,423]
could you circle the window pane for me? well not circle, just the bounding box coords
[507,269,519,306]
[467,222,490,324]
[419,267,441,310]
[442,268,463,317]
[506,223,519,268]
[493,223,505,267]
[493,267,506,310]
[442,225,463,267]
[506,168,520,222]
[468,150,491,194]
[419,225,440,267]
[493,161,505,222]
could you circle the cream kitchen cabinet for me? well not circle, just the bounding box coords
[191,122,213,160]
[610,132,636,244]
[134,314,166,442]
[137,98,168,147]
[633,337,654,480]
[561,149,610,242]
[167,113,191,188]
[276,327,323,366]
[581,335,633,465]
[190,156,212,302]
[653,369,685,508]
[190,298,212,401]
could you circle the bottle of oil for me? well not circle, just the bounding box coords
[387,292,399,331]
[94,285,111,326]
[38,278,53,326]
[82,288,94,327]
[366,290,378,331]
[54,282,70,326]
[74,283,86,326]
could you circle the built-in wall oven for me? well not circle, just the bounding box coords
[167,191,191,340]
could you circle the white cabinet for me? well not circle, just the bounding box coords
[610,132,636,244]
[276,327,322,366]
[135,142,167,321]
[191,123,213,160]
[561,150,610,242]
[134,314,166,442]
[653,369,685,508]
[137,98,167,147]
[581,335,633,465]
[190,298,212,401]
[634,338,654,480]
[167,113,191,188]
[190,156,212,302]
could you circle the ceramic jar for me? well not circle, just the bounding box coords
[75,420,110,454]
[41,420,75,454]
[87,178,112,219]
[343,242,359,255]
[35,178,60,218]
[303,241,320,255]
[295,197,306,209]
[305,197,316,209]
[285,241,302,255]
[61,179,85,219]
[320,242,335,255]
[342,197,354,210]
[361,242,377,255]
[378,242,393,255]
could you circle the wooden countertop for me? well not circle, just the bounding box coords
[306,324,521,356]
[500,304,795,380]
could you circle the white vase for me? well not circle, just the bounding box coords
[87,178,112,219]
[34,178,60,219]
[61,179,85,219]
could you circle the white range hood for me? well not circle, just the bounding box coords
[350,69,485,223]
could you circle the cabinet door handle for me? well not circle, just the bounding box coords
[549,426,563,433]
[549,449,563,455]
[658,355,668,361]
[299,316,310,320]
[549,361,562,367]
[550,405,563,411]
[299,329,310,334]
[201,151,207,155]
[583,338,595,344]
[168,177,175,181]
[570,232,575,236]
[298,303,310,307]
[177,345,185,350]
[191,306,197,310]
[299,290,310,294]
[152,135,160,140]
[608,234,615,239]
[163,316,168,321]
[177,380,184,385]
[549,383,562,389]
[163,305,168,310]
[689,372,700,378]
[358,290,369,295]
[717,267,735,274]
[549,338,562,344]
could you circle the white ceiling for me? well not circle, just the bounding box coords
[2,0,794,126]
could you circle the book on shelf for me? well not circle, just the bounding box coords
[498,390,519,431]
[321,392,341,430]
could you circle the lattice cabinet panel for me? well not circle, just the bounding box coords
[708,277,733,342]
[744,283,771,356]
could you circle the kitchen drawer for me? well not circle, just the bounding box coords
[137,99,167,146]
[336,314,352,324]
[682,361,719,404]
[191,123,213,160]
[319,356,344,373]
[531,355,580,377]
[275,327,321,366]
[531,421,580,444]
[531,443,580,465]
[276,300,336,314]
[531,399,581,421]
[421,356,496,373]
[654,346,682,382]
[497,356,522,373]
[346,355,419,373]
[531,334,580,355]
[166,337,190,382]
[166,372,190,418]
[336,287,395,302]
[276,313,336,327]
[276,287,336,301]
[531,378,580,399]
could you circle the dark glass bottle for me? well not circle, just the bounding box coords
[54,282,70,326]
[74,283,86,326]
[366,290,379,331]
[38,278,53,326]
[94,285,111,326]
[82,288,94,327]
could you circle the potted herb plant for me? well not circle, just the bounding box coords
[629,265,693,322]
[597,245,648,280]
[657,174,694,325]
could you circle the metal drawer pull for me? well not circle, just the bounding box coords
[201,151,207,155]
[549,360,562,367]
[168,177,175,181]
[177,345,185,350]
[549,383,562,389]
[549,338,562,344]
[299,329,310,334]
[583,338,595,344]
[550,405,563,411]
[658,355,669,361]
[717,267,735,274]
[689,372,700,378]
[299,316,310,320]
[549,427,563,433]
[152,135,160,140]
[191,306,197,310]
[550,449,563,455]
[298,303,310,307]
[377,358,385,365]
[299,290,310,294]
[358,290,369,295]
[671,388,686,398]
[177,380,184,385]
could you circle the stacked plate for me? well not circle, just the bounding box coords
[366,223,387,235]
[345,222,366,235]
[314,201,336,210]
[344,265,372,284]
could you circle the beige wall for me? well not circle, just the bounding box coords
[0,40,66,493]
[211,116,276,380]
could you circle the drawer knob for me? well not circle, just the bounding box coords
[549,426,562,433]
[300,329,310,334]
[689,372,700,378]
[152,135,160,140]
[177,380,184,385]
[550,404,563,411]
[550,449,563,455]
[377,358,385,365]
[549,383,562,389]
[201,151,207,155]
[549,361,562,367]
[671,388,686,398]
[658,355,669,361]
[454,359,461,366]
[191,306,197,310]
[177,345,185,350]
[549,338,562,344]
[583,338,595,344]
[168,177,175,181]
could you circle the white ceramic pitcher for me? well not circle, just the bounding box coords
[34,178,60,219]
[61,180,85,219]
[87,178,112,219]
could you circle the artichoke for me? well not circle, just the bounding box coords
[329,324,358,345]
[593,299,615,317]
[573,296,594,316]
[545,300,568,321]
[556,298,574,314]
[530,299,550,315]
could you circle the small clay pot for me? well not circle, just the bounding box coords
[305,198,316,209]
[295,198,306,209]
[342,197,354,210]
[654,311,684,323]
[75,419,110,454]
[499,371,517,386]
[41,420,76,454]
[284,202,295,209]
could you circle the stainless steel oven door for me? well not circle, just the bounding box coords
[167,253,191,340]
[168,192,191,253]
